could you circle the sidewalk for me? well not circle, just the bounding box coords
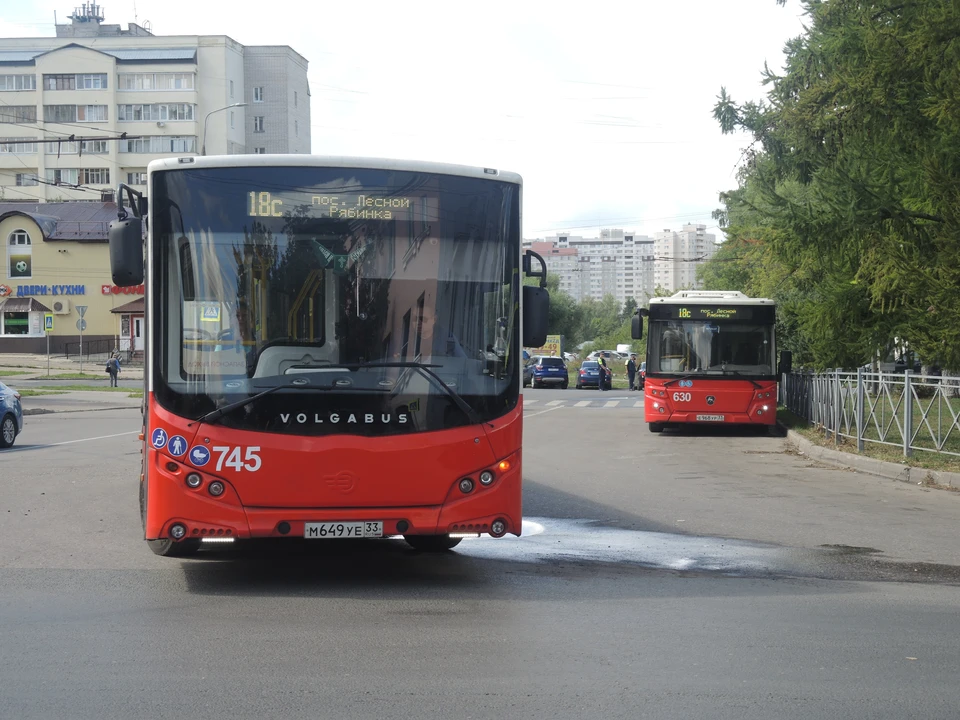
[0,353,144,380]
[21,390,143,416]
[780,424,960,489]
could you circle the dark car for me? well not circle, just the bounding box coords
[0,380,24,449]
[576,360,611,390]
[529,355,568,389]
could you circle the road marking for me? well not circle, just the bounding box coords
[524,399,539,405]
[546,400,564,406]
[604,401,619,408]
[6,430,140,454]
[524,406,564,418]
[574,400,592,407]
[634,401,644,408]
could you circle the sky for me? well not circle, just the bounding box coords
[0,0,810,240]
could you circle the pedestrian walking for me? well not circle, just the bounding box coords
[626,354,637,391]
[106,354,121,387]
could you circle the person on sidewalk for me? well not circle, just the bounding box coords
[106,355,121,387]
[626,354,637,391]
[597,354,609,391]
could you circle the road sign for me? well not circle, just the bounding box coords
[76,319,87,331]
[44,313,54,332]
[76,305,88,318]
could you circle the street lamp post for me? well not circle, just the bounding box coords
[201,102,247,156]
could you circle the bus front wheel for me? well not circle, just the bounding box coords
[404,534,462,552]
[140,477,202,557]
[147,537,202,557]
[648,422,664,433]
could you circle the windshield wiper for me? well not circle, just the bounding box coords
[361,361,485,426]
[718,368,763,389]
[663,373,700,388]
[187,383,334,427]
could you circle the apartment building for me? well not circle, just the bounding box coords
[0,3,310,203]
[653,224,718,292]
[524,229,656,307]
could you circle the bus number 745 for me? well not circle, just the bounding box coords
[212,446,262,472]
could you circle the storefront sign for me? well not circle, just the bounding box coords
[101,285,145,295]
[16,284,85,297]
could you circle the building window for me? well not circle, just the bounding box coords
[44,168,110,185]
[253,147,266,154]
[117,104,195,122]
[254,116,265,133]
[7,230,31,279]
[230,110,235,129]
[253,87,264,103]
[118,72,194,90]
[294,91,298,107]
[0,74,36,91]
[0,138,37,154]
[230,80,234,98]
[295,120,298,136]
[15,173,38,186]
[119,135,196,154]
[126,171,147,185]
[0,106,37,123]
[43,105,108,122]
[45,139,108,154]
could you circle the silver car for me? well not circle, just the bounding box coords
[0,380,24,449]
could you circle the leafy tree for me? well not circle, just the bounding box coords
[707,0,960,370]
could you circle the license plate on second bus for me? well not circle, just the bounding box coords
[696,414,725,422]
[304,521,383,539]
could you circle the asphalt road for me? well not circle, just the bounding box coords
[1,405,959,719]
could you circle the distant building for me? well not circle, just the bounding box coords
[0,2,310,203]
[653,224,718,292]
[524,229,655,307]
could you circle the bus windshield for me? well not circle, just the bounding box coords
[150,165,520,435]
[648,319,775,376]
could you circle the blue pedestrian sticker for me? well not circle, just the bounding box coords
[151,428,168,449]
[167,435,188,457]
[189,445,211,467]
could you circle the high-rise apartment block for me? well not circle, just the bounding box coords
[0,3,310,202]
[524,223,717,307]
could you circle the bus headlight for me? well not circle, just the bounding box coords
[459,478,474,494]
[479,470,494,486]
[209,481,225,497]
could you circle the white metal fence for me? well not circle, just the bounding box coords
[780,370,960,458]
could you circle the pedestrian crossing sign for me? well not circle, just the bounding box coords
[201,305,221,322]
[44,313,54,331]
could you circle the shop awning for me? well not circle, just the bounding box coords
[110,298,144,314]
[0,297,51,313]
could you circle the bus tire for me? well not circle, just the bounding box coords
[648,422,664,433]
[140,476,202,557]
[404,534,462,552]
[147,537,203,557]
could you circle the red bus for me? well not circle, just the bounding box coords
[109,156,549,556]
[632,291,791,433]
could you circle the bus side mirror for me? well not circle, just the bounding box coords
[522,284,549,348]
[631,312,643,340]
[778,350,793,375]
[109,216,144,286]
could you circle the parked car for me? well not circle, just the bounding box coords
[0,380,24,449]
[576,360,612,390]
[638,361,646,389]
[523,358,535,387]
[529,355,568,389]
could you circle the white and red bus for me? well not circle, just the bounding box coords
[633,290,791,433]
[109,155,549,556]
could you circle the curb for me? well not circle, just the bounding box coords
[23,406,141,416]
[779,422,960,489]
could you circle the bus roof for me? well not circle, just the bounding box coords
[145,154,522,185]
[649,290,774,306]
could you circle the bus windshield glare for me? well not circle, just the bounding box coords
[648,320,775,376]
[150,166,520,435]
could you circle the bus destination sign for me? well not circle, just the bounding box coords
[671,306,754,320]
